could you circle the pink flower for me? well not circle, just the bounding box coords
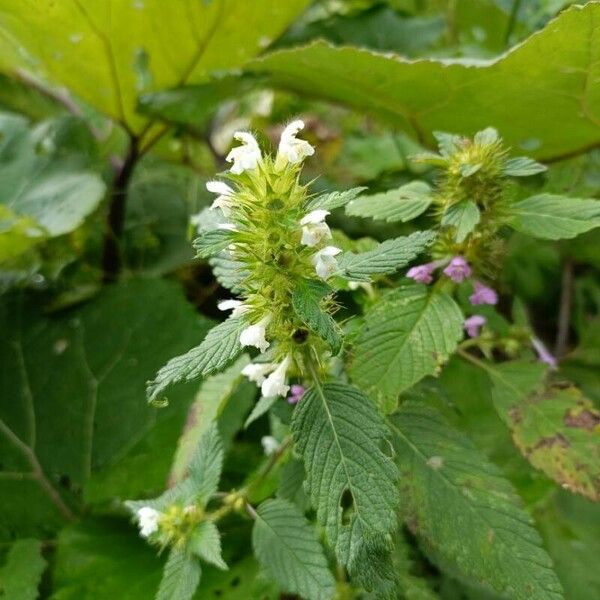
[407,263,436,284]
[287,385,305,405]
[443,256,472,283]
[464,315,486,338]
[532,337,558,369]
[469,281,498,305]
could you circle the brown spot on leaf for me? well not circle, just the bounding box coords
[509,406,522,425]
[531,433,569,453]
[564,408,600,431]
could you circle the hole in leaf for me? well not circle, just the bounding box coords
[340,488,355,525]
[379,437,395,459]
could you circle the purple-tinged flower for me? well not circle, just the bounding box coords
[532,337,558,369]
[287,385,305,405]
[469,281,498,305]
[443,256,472,283]
[464,315,486,338]
[407,263,436,284]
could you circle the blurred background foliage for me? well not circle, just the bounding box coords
[0,1,599,598]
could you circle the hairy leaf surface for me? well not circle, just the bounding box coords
[390,403,564,600]
[350,285,463,408]
[157,548,201,600]
[291,382,399,567]
[305,186,367,211]
[253,498,335,600]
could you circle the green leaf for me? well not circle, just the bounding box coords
[0,112,105,237]
[350,286,463,409]
[188,422,224,503]
[485,360,600,501]
[345,181,432,223]
[0,205,46,263]
[157,548,201,600]
[0,0,311,132]
[170,355,249,484]
[250,4,600,161]
[292,279,341,355]
[244,394,278,428]
[0,279,211,538]
[338,230,435,282]
[390,403,564,600]
[253,498,335,600]
[291,382,399,568]
[504,157,547,177]
[0,539,46,600]
[147,317,246,405]
[509,194,600,240]
[193,230,234,259]
[189,520,227,571]
[305,186,367,212]
[441,200,480,242]
[209,253,247,294]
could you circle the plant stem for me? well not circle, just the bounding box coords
[555,258,573,359]
[102,136,139,282]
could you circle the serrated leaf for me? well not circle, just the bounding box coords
[189,520,227,571]
[170,355,249,484]
[350,286,463,409]
[345,181,432,223]
[509,194,600,240]
[0,538,46,600]
[390,402,564,600]
[253,498,335,600]
[147,317,245,404]
[484,360,600,501]
[504,156,547,176]
[291,382,399,567]
[250,4,600,161]
[441,200,480,242]
[188,422,224,503]
[292,279,341,355]
[209,252,247,294]
[157,548,201,600]
[305,186,367,211]
[193,230,234,259]
[338,230,435,282]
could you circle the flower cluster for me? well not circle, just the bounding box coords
[133,503,202,546]
[202,121,340,398]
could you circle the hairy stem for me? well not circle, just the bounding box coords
[102,137,139,282]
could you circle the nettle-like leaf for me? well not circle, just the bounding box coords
[503,156,547,177]
[305,186,367,211]
[157,548,201,600]
[345,181,432,223]
[193,230,235,259]
[0,538,46,600]
[291,382,399,569]
[509,194,600,240]
[189,520,227,571]
[292,279,342,355]
[252,498,335,600]
[350,285,463,410]
[390,402,564,600]
[250,4,600,161]
[147,317,246,405]
[338,230,435,282]
[209,253,247,293]
[485,360,600,501]
[441,199,480,242]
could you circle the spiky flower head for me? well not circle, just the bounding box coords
[196,122,341,397]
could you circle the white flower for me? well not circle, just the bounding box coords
[240,315,271,353]
[276,120,314,167]
[242,362,276,386]
[217,223,237,231]
[300,209,332,247]
[207,180,234,216]
[312,246,342,280]
[218,299,248,318]
[226,131,262,175]
[261,436,279,456]
[136,506,160,538]
[261,355,291,398]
